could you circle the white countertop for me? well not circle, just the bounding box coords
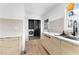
[43,32,79,46]
[0,35,22,38]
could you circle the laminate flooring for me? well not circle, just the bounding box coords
[26,38,48,55]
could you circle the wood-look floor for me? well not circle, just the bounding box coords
[26,38,48,55]
[29,36,40,40]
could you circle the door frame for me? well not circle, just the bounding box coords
[27,19,42,40]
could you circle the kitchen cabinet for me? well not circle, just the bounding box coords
[50,37,61,55]
[41,34,61,55]
[42,33,79,55]
[0,37,21,55]
[41,34,51,52]
[61,40,79,55]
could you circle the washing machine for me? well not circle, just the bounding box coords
[29,29,34,36]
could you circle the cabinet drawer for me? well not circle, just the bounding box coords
[0,38,19,47]
[0,37,21,55]
[0,41,19,48]
[0,47,20,55]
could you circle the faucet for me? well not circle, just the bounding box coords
[72,20,78,36]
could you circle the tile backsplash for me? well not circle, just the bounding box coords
[48,17,64,33]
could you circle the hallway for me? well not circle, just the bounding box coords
[26,39,48,55]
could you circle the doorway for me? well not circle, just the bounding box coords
[28,19,41,40]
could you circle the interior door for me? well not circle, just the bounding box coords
[34,20,40,36]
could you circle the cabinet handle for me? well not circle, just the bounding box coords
[44,35,51,38]
[48,36,51,38]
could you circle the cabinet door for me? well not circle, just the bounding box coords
[61,40,79,55]
[41,35,46,47]
[0,37,21,55]
[41,35,61,55]
[41,35,51,54]
[41,35,50,48]
[49,37,61,55]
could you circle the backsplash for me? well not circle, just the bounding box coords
[48,17,64,33]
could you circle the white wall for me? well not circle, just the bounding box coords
[0,3,25,37]
[0,3,25,51]
[0,19,23,37]
[0,3,24,20]
[42,3,65,32]
[24,16,29,41]
[48,17,64,33]
[43,3,65,21]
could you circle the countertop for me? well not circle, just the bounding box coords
[0,35,22,39]
[43,32,79,46]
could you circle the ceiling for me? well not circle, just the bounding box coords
[0,3,57,19]
[25,3,57,17]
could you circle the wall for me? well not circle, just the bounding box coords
[48,17,64,33]
[0,3,24,20]
[42,3,65,33]
[0,3,25,51]
[0,19,23,37]
[43,3,65,21]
